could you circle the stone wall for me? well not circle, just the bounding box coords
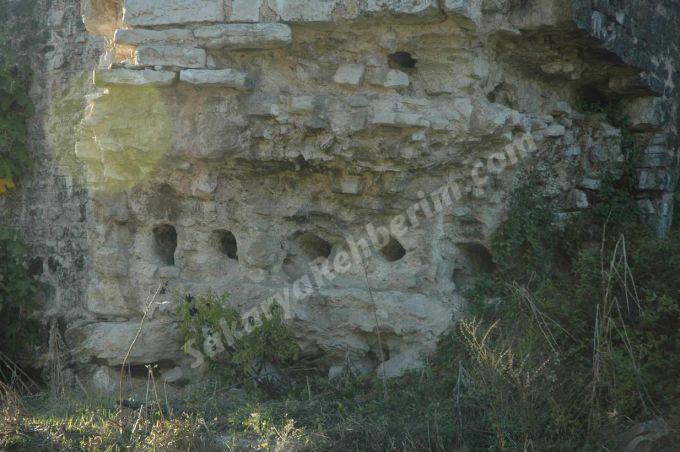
[2,0,677,388]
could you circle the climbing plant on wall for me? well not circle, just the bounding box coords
[0,40,33,194]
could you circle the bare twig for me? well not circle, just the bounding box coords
[118,283,163,420]
[361,259,388,401]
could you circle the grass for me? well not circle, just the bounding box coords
[3,232,680,450]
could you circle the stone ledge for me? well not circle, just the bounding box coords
[179,68,251,90]
[193,23,292,49]
[67,321,183,366]
[135,45,206,68]
[94,68,177,86]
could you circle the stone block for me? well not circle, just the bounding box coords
[383,69,410,87]
[87,280,130,317]
[370,96,432,128]
[269,0,341,22]
[444,0,482,23]
[639,146,674,168]
[333,64,365,86]
[135,45,206,68]
[123,0,225,26]
[376,350,423,378]
[194,23,292,49]
[331,177,363,194]
[158,266,180,279]
[544,124,566,137]
[638,169,672,191]
[348,95,370,108]
[289,96,316,113]
[82,0,120,36]
[229,0,263,21]
[566,189,589,210]
[180,68,250,90]
[114,28,196,46]
[578,178,601,190]
[94,68,177,86]
[623,97,667,131]
[363,0,440,19]
[244,93,282,117]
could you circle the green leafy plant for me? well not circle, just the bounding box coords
[177,290,238,347]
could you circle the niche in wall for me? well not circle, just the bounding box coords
[214,230,238,260]
[153,224,177,266]
[381,236,406,262]
[296,232,332,260]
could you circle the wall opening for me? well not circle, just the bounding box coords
[153,224,177,266]
[215,230,238,260]
[579,85,611,113]
[457,242,496,274]
[381,236,406,262]
[388,51,417,69]
[296,232,332,260]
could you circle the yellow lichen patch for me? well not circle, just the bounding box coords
[0,179,16,195]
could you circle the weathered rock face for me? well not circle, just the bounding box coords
[2,0,678,385]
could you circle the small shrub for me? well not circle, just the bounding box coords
[178,291,299,389]
[0,227,39,360]
[0,25,34,193]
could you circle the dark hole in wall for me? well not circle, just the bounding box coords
[381,236,406,262]
[47,256,61,273]
[215,230,238,260]
[153,224,177,266]
[28,257,43,276]
[365,337,391,364]
[282,254,302,280]
[104,359,176,379]
[457,242,496,274]
[487,83,518,109]
[296,232,332,260]
[388,51,417,69]
[579,85,611,113]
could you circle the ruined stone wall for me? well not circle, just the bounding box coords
[2,0,677,388]
[0,0,101,373]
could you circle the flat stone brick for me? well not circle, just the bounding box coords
[135,45,206,68]
[94,68,177,86]
[194,23,292,49]
[179,68,250,90]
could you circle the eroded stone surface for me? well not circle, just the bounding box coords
[5,0,678,386]
[68,321,183,366]
[193,23,292,49]
[114,28,196,46]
